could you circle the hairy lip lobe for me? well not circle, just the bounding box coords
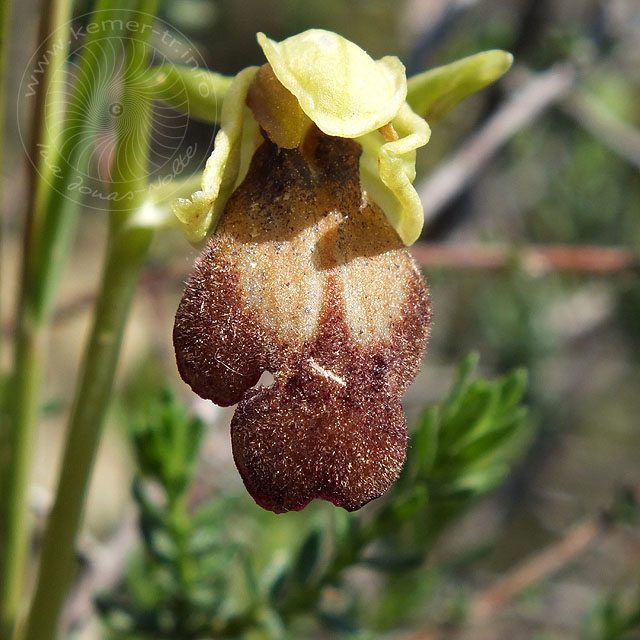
[174,135,430,513]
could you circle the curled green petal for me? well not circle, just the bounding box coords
[148,65,233,124]
[358,103,431,246]
[172,66,259,242]
[407,50,513,123]
[257,30,407,138]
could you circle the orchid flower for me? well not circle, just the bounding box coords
[172,30,511,513]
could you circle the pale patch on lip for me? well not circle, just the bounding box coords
[308,357,347,387]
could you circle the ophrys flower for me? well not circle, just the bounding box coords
[172,30,512,513]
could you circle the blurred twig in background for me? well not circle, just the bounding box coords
[418,63,575,225]
[411,243,639,274]
[561,89,640,171]
[408,483,640,640]
[2,241,635,342]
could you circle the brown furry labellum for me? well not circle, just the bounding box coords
[173,132,431,513]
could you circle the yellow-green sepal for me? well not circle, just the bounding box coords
[148,64,233,124]
[358,103,431,246]
[407,50,513,123]
[172,67,259,242]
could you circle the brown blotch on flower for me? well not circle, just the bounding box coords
[173,133,430,513]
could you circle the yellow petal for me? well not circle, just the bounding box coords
[172,66,259,242]
[358,103,431,246]
[257,30,407,138]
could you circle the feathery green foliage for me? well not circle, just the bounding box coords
[583,589,640,640]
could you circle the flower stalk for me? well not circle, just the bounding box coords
[0,0,13,367]
[20,1,158,638]
[21,228,152,640]
[0,0,80,634]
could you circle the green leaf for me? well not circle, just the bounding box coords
[451,351,480,397]
[94,595,138,634]
[387,484,429,522]
[439,380,497,451]
[243,556,260,604]
[440,352,480,426]
[360,552,424,573]
[458,408,529,467]
[499,367,528,409]
[131,476,164,524]
[254,607,287,639]
[317,610,359,633]
[438,366,528,461]
[444,464,509,495]
[130,388,205,496]
[188,526,222,557]
[294,529,322,585]
[410,406,440,478]
[147,64,233,124]
[407,50,513,123]
[582,588,640,639]
[401,353,532,540]
[268,567,290,605]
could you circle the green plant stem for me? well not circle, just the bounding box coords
[0,322,42,640]
[0,0,75,635]
[21,2,158,637]
[1,1,133,635]
[27,0,129,318]
[26,0,73,227]
[22,227,152,640]
[167,493,197,625]
[0,0,13,368]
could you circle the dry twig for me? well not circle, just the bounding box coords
[411,242,639,274]
[407,483,640,640]
[405,517,605,640]
[468,518,605,623]
[2,241,636,342]
[561,89,640,170]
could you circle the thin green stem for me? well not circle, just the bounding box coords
[0,0,15,488]
[22,2,158,638]
[0,0,74,635]
[166,493,197,626]
[0,322,42,640]
[21,228,152,640]
[27,0,73,228]
[0,2,136,635]
[0,0,13,368]
[27,0,129,321]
